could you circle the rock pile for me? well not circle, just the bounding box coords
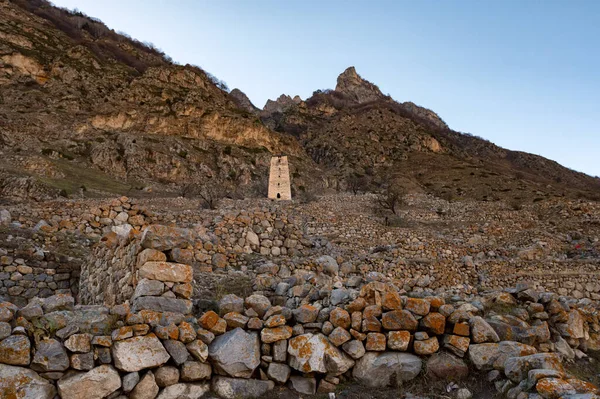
[1,249,599,398]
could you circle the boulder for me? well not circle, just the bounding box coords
[181,361,212,381]
[122,372,140,392]
[43,294,74,313]
[112,334,170,372]
[138,262,193,283]
[414,337,440,355]
[267,362,291,384]
[426,352,469,380]
[187,340,209,362]
[0,364,56,399]
[470,317,500,343]
[0,334,30,365]
[130,371,160,399]
[64,334,91,353]
[382,310,418,331]
[387,331,411,351]
[208,328,260,378]
[244,295,271,318]
[353,352,422,388]
[31,338,69,372]
[132,278,165,299]
[342,339,366,359]
[155,366,180,387]
[330,308,351,329]
[140,225,195,251]
[288,376,317,395]
[211,376,275,399]
[468,341,537,371]
[287,333,354,375]
[219,294,244,315]
[293,304,319,323]
[57,365,121,399]
[156,382,210,399]
[405,298,430,316]
[133,296,192,314]
[163,339,190,365]
[504,353,565,383]
[261,326,293,343]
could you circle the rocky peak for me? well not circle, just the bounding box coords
[335,66,384,104]
[263,94,300,114]
[229,88,259,114]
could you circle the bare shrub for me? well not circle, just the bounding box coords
[198,184,227,210]
[377,184,403,215]
[347,175,369,195]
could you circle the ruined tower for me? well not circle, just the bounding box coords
[268,155,292,200]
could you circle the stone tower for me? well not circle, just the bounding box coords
[268,155,292,200]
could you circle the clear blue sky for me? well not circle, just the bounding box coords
[51,0,600,177]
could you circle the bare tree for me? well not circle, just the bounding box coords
[179,183,197,198]
[198,184,228,209]
[377,185,403,215]
[347,175,368,195]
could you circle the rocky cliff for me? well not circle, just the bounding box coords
[0,0,316,199]
[1,0,599,203]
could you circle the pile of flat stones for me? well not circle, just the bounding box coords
[1,264,599,399]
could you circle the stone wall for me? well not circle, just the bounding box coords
[0,224,83,308]
[2,267,600,398]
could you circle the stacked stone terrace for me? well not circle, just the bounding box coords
[0,193,599,398]
[0,222,599,398]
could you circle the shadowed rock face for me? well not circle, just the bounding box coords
[229,89,259,114]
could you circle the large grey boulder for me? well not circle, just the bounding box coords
[155,382,210,399]
[211,376,275,399]
[353,352,422,388]
[209,327,260,378]
[141,225,195,251]
[132,296,193,314]
[267,362,291,384]
[112,334,170,372]
[0,334,30,365]
[504,353,565,382]
[0,364,56,399]
[57,365,121,399]
[468,341,537,371]
[31,338,69,372]
[43,294,75,313]
[132,278,165,299]
[219,294,244,315]
[163,339,190,365]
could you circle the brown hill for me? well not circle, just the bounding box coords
[1,0,598,203]
[0,0,315,199]
[261,67,600,202]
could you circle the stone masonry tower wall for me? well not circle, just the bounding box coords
[268,155,292,200]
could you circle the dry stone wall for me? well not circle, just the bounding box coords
[2,220,600,398]
[2,262,600,398]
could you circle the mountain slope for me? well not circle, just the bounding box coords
[0,0,315,198]
[260,67,600,201]
[1,0,598,203]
